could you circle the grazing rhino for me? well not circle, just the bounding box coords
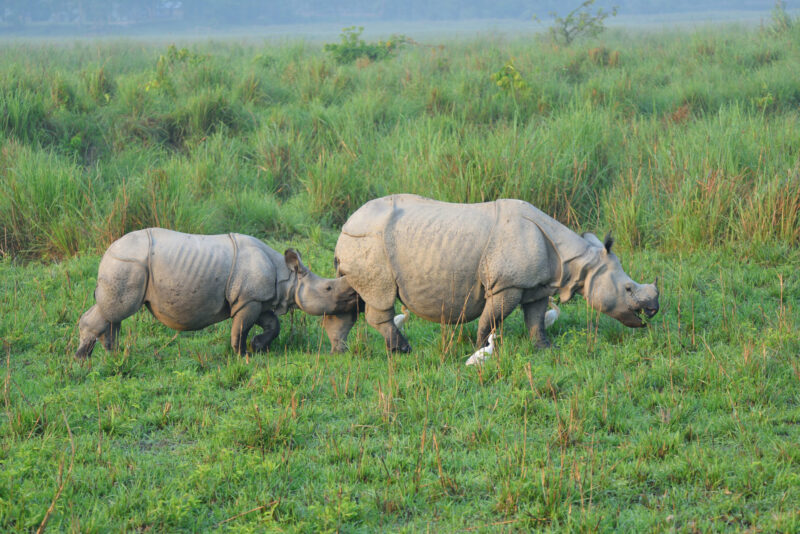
[328,194,659,352]
[76,228,358,358]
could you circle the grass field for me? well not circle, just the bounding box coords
[1,16,799,532]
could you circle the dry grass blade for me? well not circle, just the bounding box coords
[36,410,75,534]
[215,501,278,527]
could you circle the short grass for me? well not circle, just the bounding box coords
[2,19,800,533]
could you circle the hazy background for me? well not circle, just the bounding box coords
[1,0,798,38]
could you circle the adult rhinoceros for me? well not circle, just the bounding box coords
[76,228,357,358]
[327,194,659,353]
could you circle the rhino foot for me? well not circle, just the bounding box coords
[75,338,96,359]
[388,340,411,353]
[328,341,349,353]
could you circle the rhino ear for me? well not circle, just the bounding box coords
[285,249,308,275]
[603,233,614,254]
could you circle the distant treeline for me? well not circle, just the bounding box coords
[0,0,779,27]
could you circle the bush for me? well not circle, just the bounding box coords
[324,27,407,65]
[766,1,795,36]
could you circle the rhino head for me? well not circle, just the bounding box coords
[285,249,358,316]
[577,233,660,328]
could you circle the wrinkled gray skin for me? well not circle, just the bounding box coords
[332,194,660,352]
[76,228,358,358]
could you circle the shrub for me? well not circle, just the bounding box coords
[766,0,795,36]
[324,27,407,65]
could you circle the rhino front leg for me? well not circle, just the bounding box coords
[230,302,261,356]
[523,298,551,348]
[251,310,280,352]
[365,304,410,353]
[322,310,358,353]
[476,289,523,348]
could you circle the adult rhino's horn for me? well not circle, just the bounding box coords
[653,276,659,294]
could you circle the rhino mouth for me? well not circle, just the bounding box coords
[619,305,658,328]
[621,312,646,328]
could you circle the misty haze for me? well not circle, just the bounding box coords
[1,0,795,38]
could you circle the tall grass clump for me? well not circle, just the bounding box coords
[0,142,96,257]
[1,24,800,258]
[0,87,51,145]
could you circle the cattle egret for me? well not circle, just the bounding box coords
[466,333,495,366]
[393,305,410,330]
[545,297,561,329]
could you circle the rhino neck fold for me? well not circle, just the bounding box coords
[519,210,596,301]
[558,250,602,302]
[278,271,298,313]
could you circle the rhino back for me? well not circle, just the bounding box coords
[101,229,150,266]
[145,229,234,330]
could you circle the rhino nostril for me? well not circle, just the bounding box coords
[645,307,658,318]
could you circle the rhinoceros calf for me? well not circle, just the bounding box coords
[330,194,659,352]
[75,228,357,358]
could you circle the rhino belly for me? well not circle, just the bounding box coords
[145,232,233,331]
[399,276,485,324]
[389,217,489,324]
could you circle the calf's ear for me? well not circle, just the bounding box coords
[285,249,308,275]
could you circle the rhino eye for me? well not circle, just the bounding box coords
[625,284,633,293]
[326,286,332,292]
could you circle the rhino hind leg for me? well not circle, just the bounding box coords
[476,289,523,348]
[365,304,410,353]
[99,322,121,352]
[76,304,110,358]
[523,298,551,349]
[230,301,262,356]
[251,310,280,352]
[80,257,148,357]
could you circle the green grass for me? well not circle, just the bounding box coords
[1,21,800,532]
[1,241,799,531]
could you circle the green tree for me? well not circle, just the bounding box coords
[538,0,618,46]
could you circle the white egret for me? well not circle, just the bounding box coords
[393,305,410,330]
[466,333,496,366]
[545,297,561,329]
